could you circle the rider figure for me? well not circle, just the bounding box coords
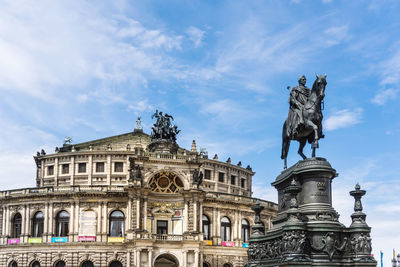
[289,75,310,137]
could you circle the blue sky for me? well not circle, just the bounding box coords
[0,0,399,265]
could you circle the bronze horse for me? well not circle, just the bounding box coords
[281,74,327,169]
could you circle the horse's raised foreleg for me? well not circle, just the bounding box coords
[298,138,307,160]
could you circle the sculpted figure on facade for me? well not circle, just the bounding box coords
[150,110,180,142]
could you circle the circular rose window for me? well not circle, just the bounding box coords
[148,172,184,193]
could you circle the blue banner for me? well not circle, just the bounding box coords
[380,250,383,267]
[243,243,249,248]
[52,237,68,243]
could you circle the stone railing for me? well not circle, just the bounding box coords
[151,234,183,241]
[0,185,126,197]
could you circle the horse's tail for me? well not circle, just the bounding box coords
[281,120,290,160]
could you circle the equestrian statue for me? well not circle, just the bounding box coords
[281,74,327,169]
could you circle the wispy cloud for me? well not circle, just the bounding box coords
[371,88,398,105]
[324,108,362,131]
[323,26,349,46]
[186,26,206,48]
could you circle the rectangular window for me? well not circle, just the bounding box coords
[96,162,105,173]
[231,175,236,185]
[157,220,168,235]
[47,165,54,176]
[218,172,224,183]
[241,178,246,188]
[114,162,123,172]
[78,163,86,173]
[204,169,211,180]
[61,164,69,174]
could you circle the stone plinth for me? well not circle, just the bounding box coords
[247,158,377,267]
[148,140,179,154]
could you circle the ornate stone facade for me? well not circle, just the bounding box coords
[0,126,277,267]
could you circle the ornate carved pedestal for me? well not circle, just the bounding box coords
[148,140,179,154]
[247,158,376,267]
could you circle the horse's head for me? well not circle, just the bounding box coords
[312,74,327,99]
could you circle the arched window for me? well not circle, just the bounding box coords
[202,215,210,240]
[203,262,211,267]
[55,211,69,237]
[223,264,232,267]
[55,261,66,267]
[241,219,250,243]
[148,171,184,193]
[81,261,94,267]
[9,261,18,267]
[31,261,41,267]
[12,213,22,238]
[109,210,125,237]
[32,211,44,237]
[109,261,123,267]
[221,217,231,242]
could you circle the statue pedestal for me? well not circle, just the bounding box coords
[247,158,376,267]
[148,140,179,154]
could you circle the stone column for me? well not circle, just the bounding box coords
[48,203,53,241]
[88,155,93,185]
[238,211,242,246]
[74,201,80,241]
[107,155,111,185]
[212,207,216,237]
[126,251,131,267]
[183,200,188,232]
[194,250,199,267]
[199,201,203,236]
[217,208,221,236]
[2,206,6,242]
[70,156,75,186]
[136,198,140,230]
[69,202,74,241]
[97,202,101,238]
[148,248,153,267]
[143,198,147,231]
[5,206,10,238]
[136,249,141,267]
[54,157,59,186]
[193,200,198,232]
[182,250,187,267]
[128,197,132,231]
[22,204,27,242]
[44,202,49,241]
[103,202,108,241]
[233,209,238,243]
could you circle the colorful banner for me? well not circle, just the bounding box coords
[28,237,42,243]
[7,238,20,244]
[78,236,95,242]
[243,243,249,248]
[204,240,213,246]
[222,241,235,247]
[51,237,68,243]
[107,237,125,243]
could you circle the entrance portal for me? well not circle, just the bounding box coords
[154,254,179,267]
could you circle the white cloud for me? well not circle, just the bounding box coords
[128,99,153,113]
[186,26,206,48]
[323,26,349,46]
[0,1,183,101]
[324,108,362,131]
[371,88,398,105]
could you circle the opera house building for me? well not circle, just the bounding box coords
[0,114,277,267]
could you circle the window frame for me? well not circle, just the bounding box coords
[218,172,225,183]
[241,219,250,243]
[202,215,211,240]
[114,162,124,173]
[230,175,236,185]
[32,211,44,237]
[95,162,105,173]
[61,164,69,174]
[55,210,69,237]
[78,162,86,173]
[47,165,54,176]
[12,213,22,238]
[109,210,125,237]
[220,216,231,242]
[204,169,211,180]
